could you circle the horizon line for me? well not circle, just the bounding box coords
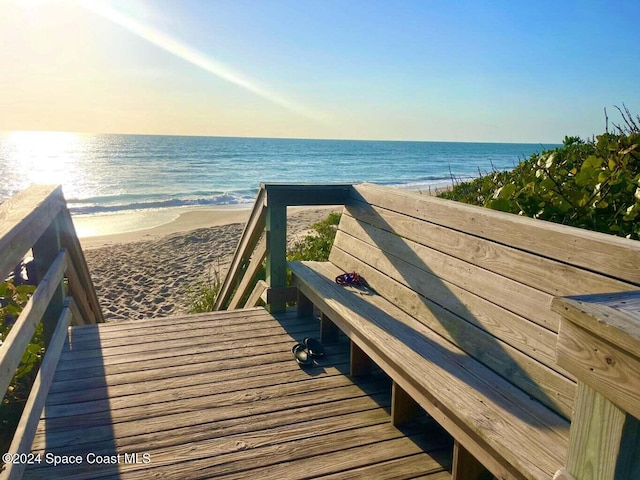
[0,129,563,146]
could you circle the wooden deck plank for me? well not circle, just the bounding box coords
[315,451,452,479]
[66,308,270,336]
[65,308,300,346]
[57,327,324,380]
[39,376,386,435]
[23,308,452,479]
[65,317,303,349]
[52,327,330,391]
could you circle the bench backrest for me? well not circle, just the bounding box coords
[329,183,640,419]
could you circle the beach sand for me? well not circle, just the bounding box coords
[78,206,339,321]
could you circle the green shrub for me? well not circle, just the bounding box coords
[1,280,40,455]
[287,212,342,262]
[187,269,223,314]
[439,132,640,239]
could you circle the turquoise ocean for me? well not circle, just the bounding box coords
[0,132,558,215]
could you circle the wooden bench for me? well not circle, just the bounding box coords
[289,183,640,480]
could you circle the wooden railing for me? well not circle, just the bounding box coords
[552,291,640,480]
[0,185,103,479]
[214,183,352,313]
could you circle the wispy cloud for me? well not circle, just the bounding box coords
[77,0,320,120]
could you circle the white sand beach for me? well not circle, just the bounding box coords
[76,206,339,321]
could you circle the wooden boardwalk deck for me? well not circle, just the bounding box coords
[23,308,452,479]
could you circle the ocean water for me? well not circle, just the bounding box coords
[0,132,558,215]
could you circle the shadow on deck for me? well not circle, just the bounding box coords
[24,308,452,479]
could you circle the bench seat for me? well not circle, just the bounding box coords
[290,260,569,480]
[285,183,640,480]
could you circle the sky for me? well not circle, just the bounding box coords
[0,0,638,143]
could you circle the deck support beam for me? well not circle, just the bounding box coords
[320,313,340,344]
[452,441,492,480]
[391,381,418,426]
[296,290,314,318]
[350,340,371,377]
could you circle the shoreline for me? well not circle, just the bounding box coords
[74,205,253,249]
[81,205,340,321]
[73,184,452,249]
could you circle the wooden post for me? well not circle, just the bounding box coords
[564,383,631,479]
[296,290,313,318]
[31,214,65,346]
[265,205,287,313]
[452,441,493,480]
[350,340,371,377]
[320,313,340,344]
[552,292,640,480]
[391,381,418,425]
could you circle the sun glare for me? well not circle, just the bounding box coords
[3,131,85,187]
[77,0,322,122]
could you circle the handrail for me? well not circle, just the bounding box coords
[2,298,74,480]
[0,185,104,473]
[0,250,67,397]
[213,186,267,310]
[0,185,103,324]
[552,291,640,479]
[215,183,352,312]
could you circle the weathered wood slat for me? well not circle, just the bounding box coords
[327,247,576,416]
[245,279,268,308]
[332,228,561,366]
[63,310,306,350]
[58,207,103,323]
[345,200,635,298]
[228,235,267,309]
[41,373,374,432]
[66,307,270,338]
[552,291,640,355]
[44,351,350,417]
[32,382,392,461]
[2,300,73,480]
[315,452,452,480]
[57,325,318,374]
[0,250,67,397]
[29,417,435,480]
[352,183,640,286]
[0,184,65,282]
[51,329,324,395]
[65,317,304,358]
[49,342,346,396]
[293,260,573,433]
[167,433,447,480]
[290,260,569,480]
[214,186,266,310]
[32,390,392,456]
[49,343,348,403]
